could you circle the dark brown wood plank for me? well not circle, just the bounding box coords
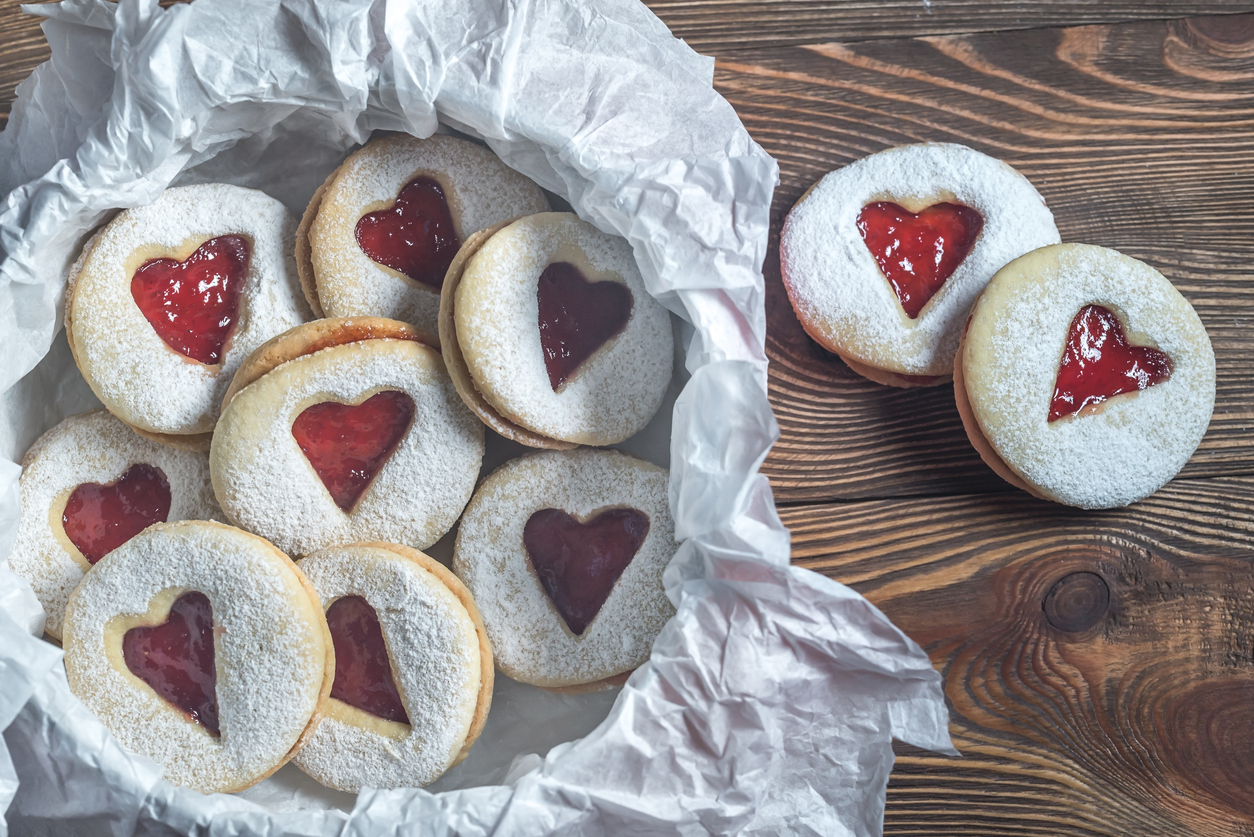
[723,15,1254,502]
[782,477,1254,836]
[645,1,1254,52]
[0,0,51,130]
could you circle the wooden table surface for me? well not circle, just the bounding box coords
[3,1,1254,834]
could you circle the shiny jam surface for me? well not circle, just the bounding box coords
[536,261,632,390]
[856,202,984,319]
[291,390,415,512]
[326,595,410,724]
[1049,304,1172,422]
[523,507,650,636]
[130,235,250,364]
[355,176,460,290]
[123,591,219,736]
[62,464,171,565]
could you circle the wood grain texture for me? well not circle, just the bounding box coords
[720,15,1254,502]
[0,1,50,129]
[645,1,1254,52]
[782,476,1254,835]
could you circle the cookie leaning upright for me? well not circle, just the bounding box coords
[780,143,1060,385]
[66,184,309,449]
[442,212,674,447]
[210,317,484,557]
[302,134,550,333]
[956,243,1215,509]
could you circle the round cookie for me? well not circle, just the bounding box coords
[780,143,1060,383]
[210,318,484,557]
[304,133,550,333]
[61,521,332,794]
[293,542,492,792]
[66,184,309,448]
[957,243,1215,509]
[447,213,673,446]
[8,410,222,640]
[453,448,677,689]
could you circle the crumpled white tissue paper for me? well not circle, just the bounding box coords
[0,0,955,833]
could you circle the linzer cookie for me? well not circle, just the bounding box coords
[453,449,676,689]
[956,243,1215,509]
[780,143,1060,386]
[61,521,332,794]
[293,542,492,792]
[209,317,483,557]
[300,133,549,332]
[66,184,309,449]
[8,410,222,640]
[441,212,673,448]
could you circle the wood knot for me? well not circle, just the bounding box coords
[1183,13,1254,57]
[1043,572,1109,633]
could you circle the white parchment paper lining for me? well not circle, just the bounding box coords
[0,0,955,833]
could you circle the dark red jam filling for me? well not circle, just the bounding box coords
[326,596,410,724]
[62,463,171,565]
[856,202,983,319]
[1049,304,1172,422]
[523,507,650,636]
[536,261,632,390]
[291,391,415,512]
[131,235,250,364]
[355,176,460,290]
[123,591,219,735]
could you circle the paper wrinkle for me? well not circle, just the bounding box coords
[0,0,953,833]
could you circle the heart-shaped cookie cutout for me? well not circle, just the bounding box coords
[123,591,219,735]
[326,595,410,724]
[536,261,632,391]
[131,235,250,364]
[1049,304,1172,421]
[355,176,461,290]
[857,202,983,319]
[62,463,171,565]
[292,390,416,512]
[523,507,650,636]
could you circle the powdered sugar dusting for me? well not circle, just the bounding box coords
[69,184,308,435]
[294,545,481,791]
[965,243,1215,509]
[9,410,222,638]
[453,449,675,687]
[310,134,550,333]
[455,213,673,445]
[61,521,326,793]
[780,143,1060,375]
[210,339,484,556]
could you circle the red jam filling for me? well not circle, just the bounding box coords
[1049,304,1172,422]
[326,596,409,724]
[62,464,171,565]
[130,235,250,364]
[291,390,415,512]
[536,261,632,390]
[856,202,983,319]
[523,507,650,636]
[355,176,460,290]
[123,591,219,736]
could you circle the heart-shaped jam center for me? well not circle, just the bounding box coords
[326,595,409,724]
[292,390,415,512]
[355,176,461,290]
[62,464,171,565]
[857,202,984,319]
[536,261,632,391]
[123,591,219,735]
[523,507,650,636]
[131,235,250,364]
[1049,304,1172,422]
